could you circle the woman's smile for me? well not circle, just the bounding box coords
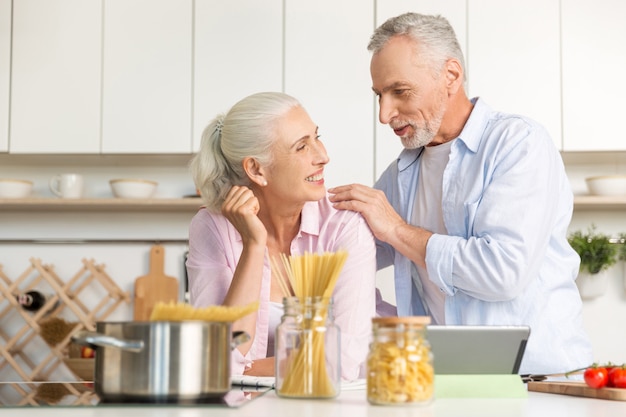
[305,170,325,184]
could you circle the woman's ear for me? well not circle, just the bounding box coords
[242,157,267,187]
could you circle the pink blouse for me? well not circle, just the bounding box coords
[186,195,377,380]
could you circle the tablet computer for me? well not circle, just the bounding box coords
[426,325,530,374]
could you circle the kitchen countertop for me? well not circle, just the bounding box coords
[4,388,625,417]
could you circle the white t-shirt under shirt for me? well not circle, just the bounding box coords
[266,302,283,356]
[411,139,455,324]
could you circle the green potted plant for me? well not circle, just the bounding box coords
[568,225,617,299]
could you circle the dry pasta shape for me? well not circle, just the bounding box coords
[149,300,259,322]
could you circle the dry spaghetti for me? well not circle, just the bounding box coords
[271,250,348,398]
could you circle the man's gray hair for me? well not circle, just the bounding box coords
[368,12,466,80]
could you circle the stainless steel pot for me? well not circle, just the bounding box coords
[72,321,249,402]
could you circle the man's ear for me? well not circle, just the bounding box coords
[243,157,267,187]
[445,58,464,94]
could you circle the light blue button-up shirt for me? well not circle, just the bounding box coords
[375,98,593,374]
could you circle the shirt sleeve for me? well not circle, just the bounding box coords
[426,117,572,302]
[186,209,259,374]
[186,209,235,307]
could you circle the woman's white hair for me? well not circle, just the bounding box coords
[190,92,301,212]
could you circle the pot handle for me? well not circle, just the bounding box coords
[72,330,144,353]
[231,331,250,349]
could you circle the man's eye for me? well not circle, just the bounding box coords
[394,89,406,95]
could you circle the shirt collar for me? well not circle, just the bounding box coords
[455,97,491,154]
[397,148,423,172]
[299,200,320,237]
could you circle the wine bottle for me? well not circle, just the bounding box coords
[15,291,57,312]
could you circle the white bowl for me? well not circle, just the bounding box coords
[110,179,157,199]
[585,175,626,196]
[0,179,34,199]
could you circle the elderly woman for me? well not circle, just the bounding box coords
[186,92,376,380]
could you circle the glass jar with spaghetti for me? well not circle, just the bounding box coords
[274,296,340,399]
[367,316,434,405]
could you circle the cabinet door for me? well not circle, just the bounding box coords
[374,1,467,179]
[467,0,562,150]
[193,0,283,151]
[0,0,10,152]
[562,0,626,151]
[284,0,374,187]
[101,0,193,153]
[10,0,101,154]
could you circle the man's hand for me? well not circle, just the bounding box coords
[328,184,405,244]
[329,183,431,267]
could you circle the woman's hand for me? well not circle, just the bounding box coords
[221,185,268,247]
[243,357,275,377]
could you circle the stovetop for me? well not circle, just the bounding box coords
[0,381,270,408]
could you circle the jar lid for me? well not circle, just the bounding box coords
[372,316,431,326]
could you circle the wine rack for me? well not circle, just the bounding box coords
[0,257,130,399]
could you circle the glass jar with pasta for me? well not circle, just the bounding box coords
[367,316,434,405]
[274,296,340,399]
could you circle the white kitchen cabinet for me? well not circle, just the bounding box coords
[561,0,626,151]
[374,1,467,180]
[0,0,10,153]
[284,0,374,187]
[193,0,283,151]
[102,0,193,153]
[10,0,101,153]
[467,0,562,150]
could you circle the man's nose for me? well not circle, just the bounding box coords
[378,96,398,125]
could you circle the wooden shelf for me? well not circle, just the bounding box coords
[0,197,203,212]
[1,196,624,212]
[573,195,626,210]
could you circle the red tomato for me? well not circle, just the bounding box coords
[608,367,626,389]
[81,346,96,358]
[606,366,615,387]
[584,367,609,389]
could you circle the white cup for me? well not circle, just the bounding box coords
[49,173,84,199]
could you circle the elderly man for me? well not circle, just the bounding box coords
[329,12,593,375]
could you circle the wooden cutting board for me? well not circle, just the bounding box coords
[133,245,179,321]
[528,380,626,401]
